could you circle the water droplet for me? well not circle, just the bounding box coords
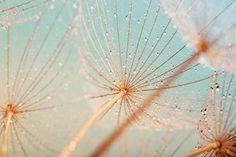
[137,19,140,24]
[215,83,220,91]
[144,37,148,42]
[125,15,128,21]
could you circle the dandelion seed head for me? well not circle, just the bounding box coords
[161,0,236,74]
[197,74,236,157]
[77,0,210,130]
[0,0,82,156]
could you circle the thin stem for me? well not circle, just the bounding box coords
[59,91,125,157]
[184,142,220,157]
[0,111,13,157]
[90,51,200,157]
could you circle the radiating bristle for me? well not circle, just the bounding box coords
[77,0,211,130]
[161,0,236,74]
[196,73,236,156]
[0,0,53,28]
[0,1,83,156]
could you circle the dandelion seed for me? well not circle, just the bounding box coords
[184,74,236,157]
[0,1,81,156]
[60,0,211,156]
[161,0,236,74]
